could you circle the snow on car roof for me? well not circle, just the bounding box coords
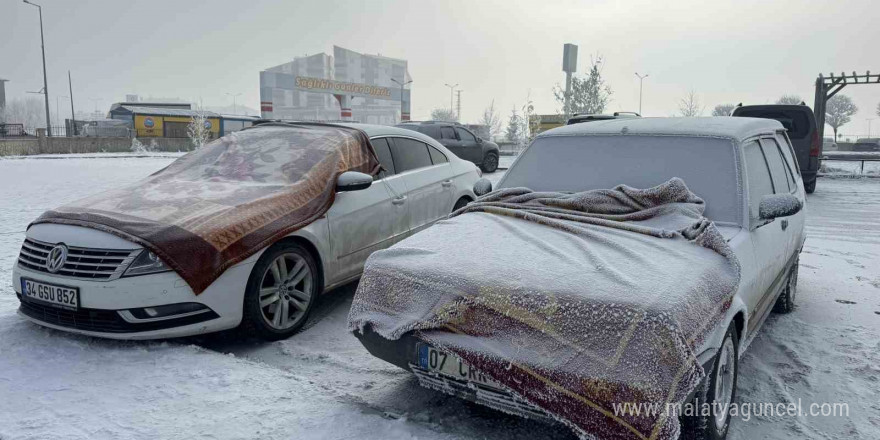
[335,122,442,144]
[540,116,784,141]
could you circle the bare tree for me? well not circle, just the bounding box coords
[712,103,735,116]
[1,97,46,130]
[187,105,211,149]
[776,95,803,105]
[478,100,502,140]
[553,54,612,115]
[677,90,704,117]
[825,94,858,140]
[505,106,522,145]
[430,108,457,122]
[522,92,540,146]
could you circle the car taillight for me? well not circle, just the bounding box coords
[810,131,821,157]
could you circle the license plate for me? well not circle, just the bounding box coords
[21,278,79,311]
[418,344,502,389]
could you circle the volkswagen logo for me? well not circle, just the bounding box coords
[45,244,68,274]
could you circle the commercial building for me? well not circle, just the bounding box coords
[109,102,258,138]
[259,46,411,124]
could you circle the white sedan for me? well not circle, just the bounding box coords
[11,123,481,341]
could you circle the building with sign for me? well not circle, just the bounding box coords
[259,46,411,124]
[109,104,258,138]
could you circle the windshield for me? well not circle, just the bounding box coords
[499,134,741,224]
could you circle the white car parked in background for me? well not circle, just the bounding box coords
[12,123,481,341]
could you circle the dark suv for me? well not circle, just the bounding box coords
[732,104,820,193]
[396,121,501,172]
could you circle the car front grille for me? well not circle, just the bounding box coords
[17,238,140,281]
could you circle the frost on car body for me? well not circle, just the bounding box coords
[351,117,807,440]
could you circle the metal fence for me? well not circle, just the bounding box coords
[0,124,133,138]
[820,155,880,177]
[0,123,29,137]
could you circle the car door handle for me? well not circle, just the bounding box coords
[781,219,789,230]
[441,180,453,188]
[392,196,407,205]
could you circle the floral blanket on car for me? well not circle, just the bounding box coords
[349,178,740,440]
[32,123,380,294]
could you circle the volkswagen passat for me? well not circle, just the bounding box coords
[12,122,480,341]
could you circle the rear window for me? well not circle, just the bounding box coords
[734,108,812,139]
[500,135,741,224]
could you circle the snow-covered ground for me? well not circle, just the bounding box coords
[1,155,878,440]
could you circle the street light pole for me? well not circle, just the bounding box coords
[444,83,458,119]
[24,0,51,136]
[225,92,242,115]
[89,98,101,118]
[391,78,412,123]
[867,118,875,138]
[634,72,648,115]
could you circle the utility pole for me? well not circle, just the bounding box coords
[68,71,76,135]
[444,83,458,119]
[89,98,101,119]
[24,0,51,136]
[635,72,648,115]
[226,92,242,115]
[391,78,412,123]
[456,90,462,123]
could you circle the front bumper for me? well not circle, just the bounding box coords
[356,326,716,423]
[355,327,552,421]
[11,258,256,339]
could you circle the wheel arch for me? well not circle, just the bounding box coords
[272,235,325,295]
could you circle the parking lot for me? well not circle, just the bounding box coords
[0,154,878,440]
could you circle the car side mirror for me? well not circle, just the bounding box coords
[476,137,483,144]
[337,171,373,192]
[758,194,802,220]
[473,178,492,197]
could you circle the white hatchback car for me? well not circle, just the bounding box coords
[12,123,481,340]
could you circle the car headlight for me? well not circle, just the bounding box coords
[123,250,172,277]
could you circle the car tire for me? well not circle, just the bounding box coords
[452,197,470,212]
[804,179,816,194]
[772,256,799,314]
[680,323,739,440]
[240,241,319,341]
[481,153,499,173]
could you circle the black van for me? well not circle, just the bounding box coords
[732,104,821,193]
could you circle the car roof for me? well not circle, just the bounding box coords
[248,120,442,145]
[335,122,440,142]
[540,117,785,142]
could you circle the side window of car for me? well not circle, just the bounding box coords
[744,140,775,222]
[764,137,796,190]
[370,137,395,176]
[421,126,441,140]
[777,132,801,175]
[389,137,433,173]
[760,138,791,193]
[428,145,448,164]
[439,127,457,140]
[456,127,477,143]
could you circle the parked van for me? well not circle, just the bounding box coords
[732,104,820,193]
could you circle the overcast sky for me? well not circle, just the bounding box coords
[2,0,879,135]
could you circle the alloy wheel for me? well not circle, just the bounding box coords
[258,253,313,330]
[713,336,736,430]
